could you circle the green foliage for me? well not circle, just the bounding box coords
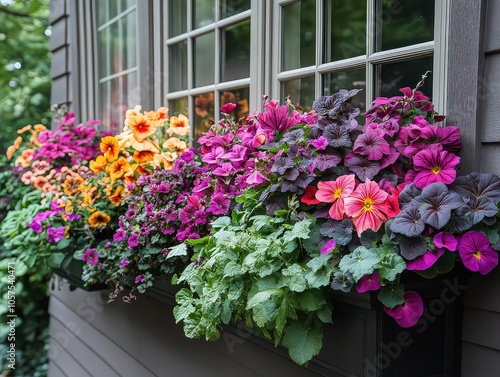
[0,0,51,154]
[173,203,334,365]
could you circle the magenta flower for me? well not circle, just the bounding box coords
[47,226,65,243]
[433,232,457,251]
[220,102,237,113]
[135,274,147,284]
[459,231,498,275]
[128,233,140,249]
[406,248,445,270]
[320,239,336,255]
[311,136,328,150]
[29,220,43,234]
[212,162,234,177]
[257,104,300,133]
[210,193,230,215]
[119,257,130,269]
[82,248,99,266]
[356,272,381,293]
[384,291,424,328]
[413,149,460,189]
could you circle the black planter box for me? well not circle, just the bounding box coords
[53,256,107,292]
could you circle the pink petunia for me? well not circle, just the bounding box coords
[320,239,336,255]
[301,185,321,205]
[220,102,237,113]
[384,291,424,328]
[406,248,445,270]
[356,272,381,293]
[315,175,356,220]
[433,232,457,251]
[459,231,498,275]
[412,149,460,189]
[344,179,389,236]
[353,129,391,160]
[82,248,99,266]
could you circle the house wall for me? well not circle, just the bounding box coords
[47,0,500,376]
[461,0,500,375]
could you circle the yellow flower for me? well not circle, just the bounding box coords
[133,150,156,163]
[88,212,111,228]
[90,155,108,174]
[145,106,169,122]
[153,151,178,170]
[163,137,188,153]
[34,124,47,132]
[167,114,190,136]
[17,125,32,134]
[100,136,120,162]
[62,175,85,196]
[109,186,126,206]
[125,113,159,142]
[64,226,71,239]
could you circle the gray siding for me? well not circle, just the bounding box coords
[461,0,500,375]
[49,0,70,107]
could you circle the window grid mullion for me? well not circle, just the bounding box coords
[366,0,376,107]
[315,0,322,99]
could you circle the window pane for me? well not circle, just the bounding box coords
[220,87,250,121]
[193,0,215,29]
[96,2,108,27]
[98,82,110,128]
[97,29,109,79]
[121,0,136,12]
[324,0,367,62]
[282,76,315,111]
[378,55,433,98]
[377,0,435,51]
[109,1,119,20]
[169,41,188,91]
[221,20,251,82]
[221,0,250,18]
[193,32,215,87]
[322,69,366,111]
[122,11,137,70]
[109,21,121,75]
[194,92,215,142]
[169,0,187,37]
[169,97,189,117]
[282,0,316,71]
[126,72,139,110]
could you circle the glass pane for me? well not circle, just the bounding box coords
[121,0,136,12]
[109,21,122,75]
[193,0,215,29]
[378,55,433,98]
[377,0,435,51]
[193,92,215,142]
[221,20,250,82]
[126,72,139,110]
[169,41,188,91]
[324,0,367,62]
[221,0,251,18]
[322,69,366,111]
[109,1,119,20]
[282,76,315,112]
[169,0,187,37]
[98,82,110,129]
[97,29,109,79]
[169,97,189,117]
[109,76,126,133]
[123,10,137,70]
[193,32,215,87]
[220,87,250,121]
[96,2,108,27]
[282,0,316,71]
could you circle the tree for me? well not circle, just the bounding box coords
[0,0,51,154]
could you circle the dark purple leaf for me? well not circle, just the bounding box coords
[398,235,427,260]
[314,153,341,171]
[323,124,352,148]
[320,219,353,245]
[398,184,421,209]
[345,153,381,181]
[416,182,462,229]
[282,167,300,181]
[271,157,296,175]
[390,201,425,237]
[281,129,304,144]
[451,172,500,205]
[446,205,474,233]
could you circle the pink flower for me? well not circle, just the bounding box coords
[412,149,460,189]
[406,248,445,270]
[82,248,99,266]
[353,129,391,160]
[315,175,356,220]
[301,185,320,205]
[356,272,381,293]
[433,232,457,251]
[384,291,424,328]
[344,179,389,236]
[311,136,328,150]
[459,231,498,275]
[320,239,336,255]
[135,274,147,284]
[220,102,237,113]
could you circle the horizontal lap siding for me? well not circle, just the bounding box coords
[48,280,321,377]
[463,2,500,374]
[49,0,69,108]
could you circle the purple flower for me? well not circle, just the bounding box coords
[120,257,130,269]
[212,162,234,177]
[459,231,498,275]
[313,153,341,171]
[30,220,43,234]
[128,233,140,249]
[67,213,82,222]
[135,274,147,284]
[221,102,237,113]
[384,291,424,328]
[433,232,457,251]
[114,230,126,242]
[320,239,336,255]
[257,104,300,133]
[311,136,328,150]
[82,248,99,266]
[210,193,230,215]
[353,129,391,160]
[406,248,445,270]
[413,149,460,189]
[356,272,381,293]
[47,226,65,243]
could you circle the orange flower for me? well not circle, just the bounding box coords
[64,226,71,238]
[153,151,178,170]
[109,186,126,206]
[122,174,136,186]
[125,113,158,142]
[133,150,156,163]
[167,114,190,136]
[108,157,130,180]
[6,145,16,160]
[17,125,32,134]
[34,124,47,132]
[163,137,188,153]
[33,176,48,190]
[145,106,169,122]
[65,200,74,214]
[90,155,108,174]
[88,211,111,228]
[62,175,85,196]
[100,136,120,162]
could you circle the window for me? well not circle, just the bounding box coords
[95,0,138,133]
[165,0,252,141]
[272,0,437,112]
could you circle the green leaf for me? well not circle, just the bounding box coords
[282,320,323,365]
[315,305,332,324]
[378,253,406,281]
[275,299,289,335]
[283,218,312,242]
[252,300,279,327]
[246,289,282,309]
[281,264,307,292]
[303,223,324,254]
[338,246,381,281]
[223,261,242,277]
[306,254,332,272]
[210,216,232,229]
[47,252,65,268]
[378,284,405,308]
[294,290,326,312]
[166,243,188,259]
[56,237,71,250]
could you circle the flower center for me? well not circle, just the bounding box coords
[333,188,342,199]
[363,198,373,210]
[474,250,482,260]
[432,166,442,174]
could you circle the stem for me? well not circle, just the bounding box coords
[411,71,432,99]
